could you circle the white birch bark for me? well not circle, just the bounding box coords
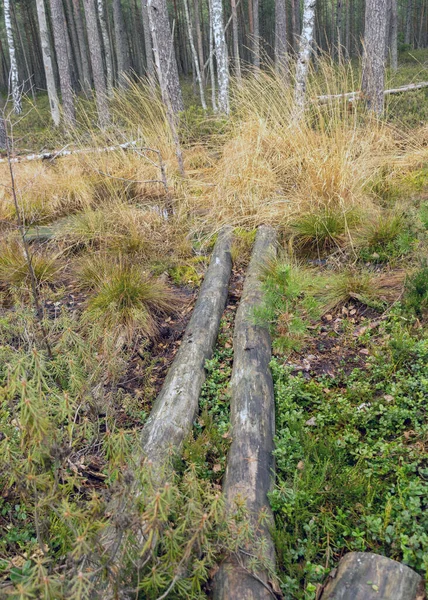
[141,0,155,81]
[294,0,316,118]
[212,0,229,114]
[4,0,22,114]
[208,0,217,112]
[35,0,61,125]
[362,0,389,114]
[183,0,207,109]
[97,0,114,96]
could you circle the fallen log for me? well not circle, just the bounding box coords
[317,81,428,104]
[213,225,278,600]
[140,227,233,471]
[319,552,425,600]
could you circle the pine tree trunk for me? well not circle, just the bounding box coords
[35,0,60,125]
[4,0,22,114]
[194,0,205,84]
[390,0,398,69]
[292,0,301,50]
[64,0,84,90]
[183,0,207,108]
[252,0,260,67]
[147,0,184,113]
[275,0,288,76]
[72,0,92,93]
[141,0,155,80]
[405,0,413,45]
[97,0,114,95]
[49,0,75,124]
[82,0,111,126]
[336,0,343,60]
[212,0,230,113]
[113,0,131,85]
[231,0,242,80]
[361,0,389,113]
[294,0,316,116]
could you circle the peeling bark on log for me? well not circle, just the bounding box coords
[213,225,277,600]
[320,552,425,600]
[140,228,233,471]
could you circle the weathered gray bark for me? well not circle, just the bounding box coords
[35,0,60,125]
[405,0,413,45]
[72,0,92,93]
[390,0,398,71]
[212,0,229,114]
[231,0,241,81]
[140,229,233,471]
[320,553,424,600]
[113,0,131,85]
[4,0,22,114]
[141,0,155,80]
[294,0,316,117]
[194,0,205,85]
[183,0,207,109]
[0,117,7,150]
[49,0,76,125]
[361,0,389,114]
[275,0,288,77]
[97,0,114,96]
[82,0,111,126]
[213,226,277,600]
[147,0,184,113]
[292,0,301,51]
[252,0,260,68]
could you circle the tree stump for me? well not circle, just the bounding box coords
[320,552,425,600]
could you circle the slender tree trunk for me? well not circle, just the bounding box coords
[97,0,114,95]
[71,0,92,92]
[147,0,184,113]
[405,0,413,45]
[345,0,351,57]
[194,0,205,84]
[275,0,288,77]
[112,0,131,85]
[49,0,75,124]
[231,0,242,80]
[252,0,260,67]
[294,0,316,117]
[292,0,301,50]
[362,0,389,114]
[4,0,22,114]
[208,0,217,111]
[82,0,111,126]
[64,0,84,90]
[0,116,8,150]
[141,0,155,80]
[390,0,398,69]
[183,0,207,108]
[212,0,230,113]
[11,2,35,100]
[35,0,60,125]
[336,0,343,60]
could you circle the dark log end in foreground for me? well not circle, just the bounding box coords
[213,225,278,600]
[320,552,425,600]
[140,226,233,472]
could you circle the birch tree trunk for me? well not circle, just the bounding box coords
[147,0,184,113]
[212,0,230,113]
[4,0,22,114]
[361,0,389,114]
[231,0,242,81]
[72,0,92,93]
[183,0,207,109]
[141,0,155,80]
[194,0,205,85]
[390,0,398,70]
[49,0,75,125]
[275,0,288,77]
[294,0,316,117]
[97,0,114,96]
[113,0,131,85]
[35,0,60,125]
[208,0,218,111]
[82,0,111,126]
[252,0,260,68]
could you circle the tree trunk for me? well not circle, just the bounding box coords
[390,0,398,70]
[212,0,230,113]
[336,0,343,60]
[252,0,260,68]
[96,0,114,96]
[82,0,111,126]
[141,0,155,80]
[208,0,217,111]
[213,226,277,600]
[112,0,131,85]
[320,553,424,600]
[275,0,288,77]
[361,0,389,114]
[63,0,84,90]
[49,0,75,124]
[140,229,233,471]
[35,0,60,125]
[231,0,242,81]
[183,0,207,108]
[194,0,205,84]
[294,0,316,117]
[4,0,22,114]
[292,0,301,50]
[147,0,184,113]
[71,0,92,93]
[405,0,413,45]
[0,117,7,150]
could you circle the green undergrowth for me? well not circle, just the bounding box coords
[270,307,428,598]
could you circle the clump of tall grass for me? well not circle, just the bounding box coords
[0,239,59,292]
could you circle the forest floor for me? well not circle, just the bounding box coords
[0,51,428,599]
